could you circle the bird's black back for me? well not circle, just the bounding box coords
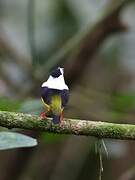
[41,87,69,107]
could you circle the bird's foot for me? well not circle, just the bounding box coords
[40,112,47,120]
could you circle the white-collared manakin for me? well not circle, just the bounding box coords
[40,67,69,124]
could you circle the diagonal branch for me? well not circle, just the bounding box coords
[41,0,132,84]
[0,110,135,140]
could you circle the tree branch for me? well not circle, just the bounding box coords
[0,111,135,140]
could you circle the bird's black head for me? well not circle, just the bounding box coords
[51,68,62,78]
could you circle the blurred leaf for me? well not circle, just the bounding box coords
[36,0,78,72]
[111,94,135,112]
[41,132,67,144]
[20,99,43,115]
[0,132,37,150]
[0,98,21,111]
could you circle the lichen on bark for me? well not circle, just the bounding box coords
[0,111,135,140]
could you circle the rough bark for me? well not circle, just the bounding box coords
[1,111,135,140]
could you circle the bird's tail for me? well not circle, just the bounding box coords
[52,115,61,124]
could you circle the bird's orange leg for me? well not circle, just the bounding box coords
[60,111,64,122]
[59,111,65,128]
[40,111,47,120]
[40,107,50,120]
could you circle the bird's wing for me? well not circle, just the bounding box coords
[41,87,52,111]
[61,89,69,107]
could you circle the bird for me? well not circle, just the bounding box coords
[40,67,69,124]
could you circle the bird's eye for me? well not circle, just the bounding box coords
[51,68,62,78]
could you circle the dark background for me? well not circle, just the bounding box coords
[0,0,135,180]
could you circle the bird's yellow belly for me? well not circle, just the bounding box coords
[50,95,62,115]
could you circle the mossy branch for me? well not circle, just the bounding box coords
[1,111,135,140]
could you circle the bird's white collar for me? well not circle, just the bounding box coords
[42,74,68,90]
